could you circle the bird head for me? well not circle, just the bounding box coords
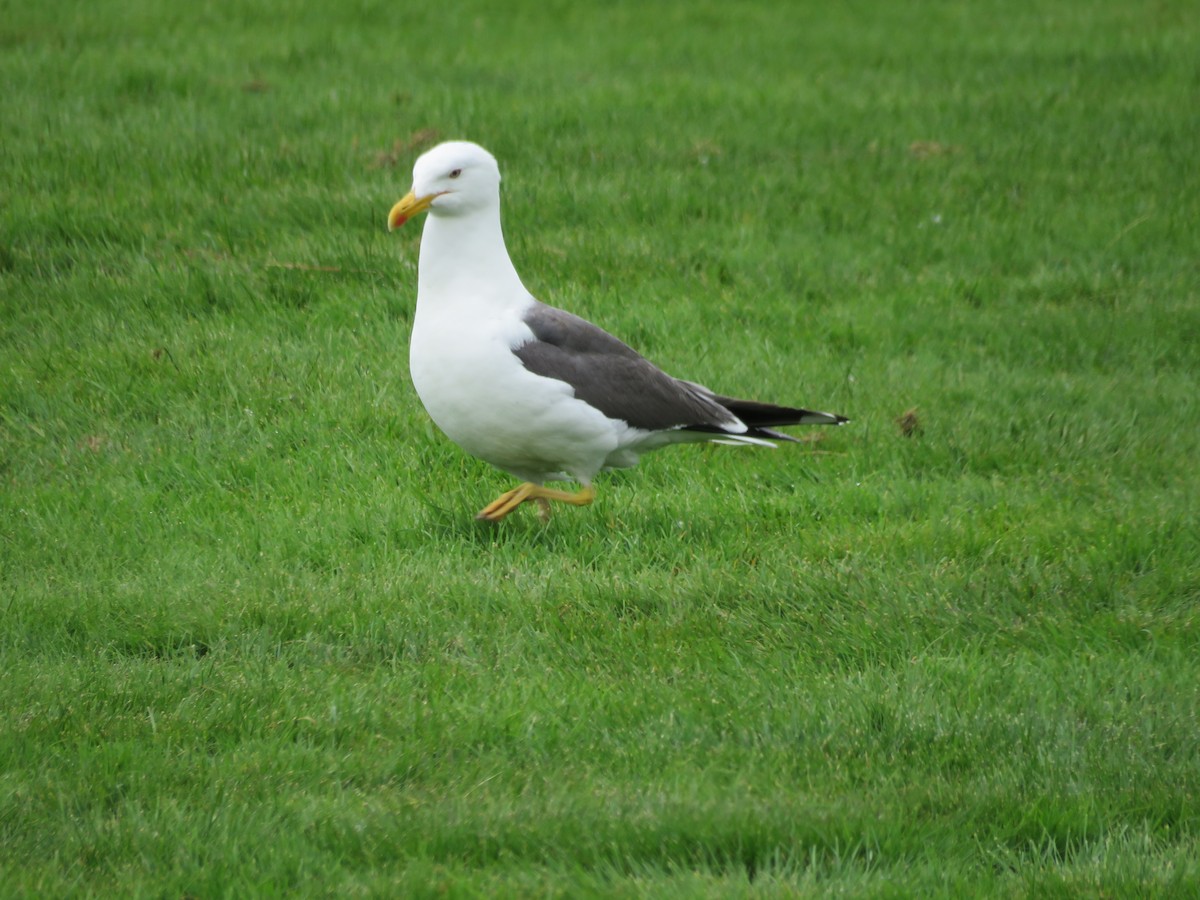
[387,141,502,230]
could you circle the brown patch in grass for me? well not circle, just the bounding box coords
[371,128,442,169]
[908,141,958,160]
[896,407,922,437]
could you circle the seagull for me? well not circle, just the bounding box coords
[387,140,848,522]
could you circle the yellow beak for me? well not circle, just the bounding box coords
[387,190,437,231]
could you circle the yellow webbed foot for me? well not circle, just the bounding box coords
[475,483,596,522]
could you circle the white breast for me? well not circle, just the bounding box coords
[409,300,619,483]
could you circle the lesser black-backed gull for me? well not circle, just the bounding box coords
[388,141,848,521]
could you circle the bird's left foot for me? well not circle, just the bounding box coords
[476,483,596,522]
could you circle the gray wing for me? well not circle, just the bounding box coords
[513,302,742,432]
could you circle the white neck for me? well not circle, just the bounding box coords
[416,205,526,309]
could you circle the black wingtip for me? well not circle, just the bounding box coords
[711,395,848,429]
[798,411,850,426]
[769,408,850,427]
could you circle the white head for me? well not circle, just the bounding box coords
[388,141,502,229]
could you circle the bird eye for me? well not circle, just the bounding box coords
[448,168,462,179]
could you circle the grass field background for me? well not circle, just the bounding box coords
[3,0,1198,894]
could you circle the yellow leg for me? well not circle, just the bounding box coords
[475,482,596,522]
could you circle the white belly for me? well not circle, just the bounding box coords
[409,309,619,483]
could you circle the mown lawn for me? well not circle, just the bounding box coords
[2,0,1198,895]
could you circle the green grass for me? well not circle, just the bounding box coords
[3,0,1199,894]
